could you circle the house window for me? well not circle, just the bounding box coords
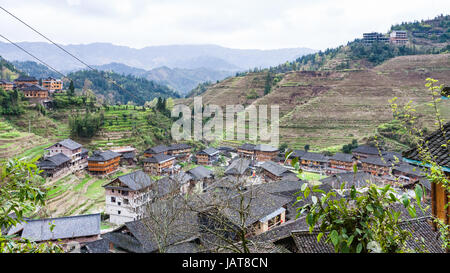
[122,191,128,196]
[124,199,129,205]
[118,202,121,206]
[111,197,116,203]
[118,210,121,214]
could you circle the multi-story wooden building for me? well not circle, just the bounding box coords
[88,150,121,175]
[0,80,14,91]
[167,143,192,162]
[19,84,49,99]
[186,166,214,193]
[352,145,382,159]
[143,153,177,176]
[237,143,278,162]
[103,171,155,225]
[299,152,329,170]
[13,75,39,86]
[260,161,292,181]
[196,147,219,165]
[360,156,394,177]
[41,77,63,92]
[328,153,355,173]
[37,153,72,178]
[143,145,170,157]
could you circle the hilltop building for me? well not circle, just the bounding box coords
[41,77,63,92]
[0,80,14,91]
[196,148,219,165]
[390,30,408,45]
[19,84,49,99]
[362,32,390,44]
[13,75,39,86]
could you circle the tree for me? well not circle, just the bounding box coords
[0,158,62,253]
[304,144,310,152]
[67,80,75,97]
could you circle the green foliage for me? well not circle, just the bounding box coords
[0,88,24,115]
[69,110,105,138]
[342,139,358,153]
[0,157,63,253]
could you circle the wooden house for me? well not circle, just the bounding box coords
[0,80,14,91]
[44,138,87,171]
[41,77,63,92]
[13,75,39,86]
[186,165,214,193]
[143,153,177,176]
[360,156,394,177]
[352,145,381,159]
[328,152,355,173]
[167,143,192,162]
[299,152,329,170]
[87,150,121,175]
[260,161,292,181]
[37,153,72,178]
[196,147,219,165]
[143,145,169,157]
[19,84,49,99]
[237,143,278,162]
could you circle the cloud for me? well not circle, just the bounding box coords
[0,0,448,50]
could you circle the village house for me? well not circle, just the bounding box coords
[157,171,194,196]
[7,214,101,248]
[13,75,39,86]
[143,153,177,176]
[167,143,192,162]
[110,146,137,166]
[44,138,88,171]
[41,77,63,92]
[285,150,307,165]
[87,150,121,175]
[19,84,49,99]
[196,147,219,165]
[224,158,251,177]
[103,170,155,225]
[298,151,329,170]
[37,153,72,178]
[352,145,382,159]
[186,165,214,193]
[319,171,379,190]
[392,163,424,186]
[143,144,170,157]
[360,156,395,177]
[0,80,14,91]
[237,143,279,162]
[327,152,355,174]
[260,161,293,181]
[403,121,449,234]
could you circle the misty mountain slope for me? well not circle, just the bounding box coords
[0,42,316,71]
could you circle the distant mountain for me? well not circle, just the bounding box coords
[0,42,316,72]
[93,62,233,95]
[12,60,60,79]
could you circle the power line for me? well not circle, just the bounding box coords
[0,33,66,78]
[0,5,145,104]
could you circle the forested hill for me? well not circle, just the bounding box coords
[0,56,22,81]
[266,14,450,73]
[66,70,180,105]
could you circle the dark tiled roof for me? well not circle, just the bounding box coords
[38,153,71,168]
[218,146,236,152]
[187,166,213,180]
[393,163,425,176]
[252,217,309,243]
[403,121,450,168]
[20,214,100,242]
[198,147,219,156]
[143,153,175,163]
[56,138,82,150]
[329,152,354,162]
[106,170,154,191]
[122,151,135,159]
[168,143,191,150]
[88,150,121,162]
[291,230,334,253]
[144,145,169,154]
[261,161,290,176]
[166,240,201,253]
[382,151,403,162]
[0,79,13,84]
[81,238,110,253]
[238,143,256,151]
[291,150,307,158]
[419,178,431,191]
[361,156,394,167]
[320,171,377,189]
[400,217,445,253]
[224,158,250,175]
[300,152,329,162]
[20,84,47,91]
[352,145,382,155]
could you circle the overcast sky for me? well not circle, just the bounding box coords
[0,0,448,50]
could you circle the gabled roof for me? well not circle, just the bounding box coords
[88,150,121,162]
[319,171,377,189]
[143,153,175,164]
[20,84,47,91]
[224,158,250,175]
[361,156,395,167]
[329,152,354,162]
[105,170,154,191]
[352,145,382,155]
[144,145,169,154]
[291,150,307,158]
[20,214,100,242]
[122,151,136,159]
[261,161,290,176]
[198,147,219,156]
[0,79,13,85]
[393,163,424,177]
[51,138,82,150]
[403,121,450,168]
[187,166,213,180]
[300,152,329,162]
[168,143,191,150]
[38,153,71,168]
[238,143,256,151]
